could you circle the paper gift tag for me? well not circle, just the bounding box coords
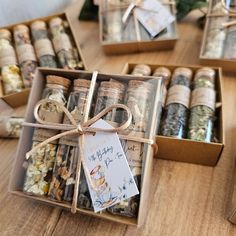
[83,119,139,213]
[135,0,175,38]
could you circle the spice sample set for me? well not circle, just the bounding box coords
[0,14,85,98]
[100,0,177,54]
[125,64,219,143]
[11,69,163,225]
[200,0,236,69]
[122,63,224,166]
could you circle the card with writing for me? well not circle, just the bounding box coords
[135,0,175,38]
[83,119,139,213]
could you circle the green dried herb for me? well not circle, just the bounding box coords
[160,68,192,138]
[188,68,216,142]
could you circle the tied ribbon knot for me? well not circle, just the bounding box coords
[24,98,156,214]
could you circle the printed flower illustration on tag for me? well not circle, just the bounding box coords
[83,119,139,212]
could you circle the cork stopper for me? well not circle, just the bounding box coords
[153,67,171,86]
[128,80,152,92]
[49,17,63,28]
[173,67,193,80]
[73,78,91,89]
[100,79,125,91]
[13,24,29,33]
[46,75,71,88]
[0,29,12,41]
[31,20,47,31]
[195,67,215,82]
[131,64,151,76]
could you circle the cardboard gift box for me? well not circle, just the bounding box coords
[122,63,225,166]
[9,67,164,226]
[99,0,178,55]
[0,13,86,108]
[200,0,236,71]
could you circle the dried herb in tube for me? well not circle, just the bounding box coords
[49,17,83,70]
[0,29,24,95]
[188,68,216,142]
[30,21,57,68]
[23,75,71,196]
[108,80,152,218]
[77,79,126,210]
[160,67,192,138]
[204,17,227,58]
[0,116,24,138]
[13,24,38,88]
[49,79,91,202]
[131,64,151,76]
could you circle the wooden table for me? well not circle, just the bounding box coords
[1,2,236,236]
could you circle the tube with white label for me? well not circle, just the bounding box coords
[188,68,216,142]
[160,67,192,138]
[30,21,57,68]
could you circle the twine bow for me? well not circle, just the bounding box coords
[24,98,156,213]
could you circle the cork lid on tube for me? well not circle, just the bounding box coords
[128,80,152,93]
[131,64,151,76]
[13,24,29,33]
[73,78,91,89]
[31,21,47,31]
[46,75,71,88]
[173,67,193,80]
[49,17,63,28]
[195,67,215,82]
[0,29,12,41]
[153,67,171,86]
[100,79,126,91]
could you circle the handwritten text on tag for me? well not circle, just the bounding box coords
[83,119,139,212]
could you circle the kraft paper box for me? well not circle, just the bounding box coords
[0,12,87,108]
[200,0,236,71]
[122,63,225,166]
[99,0,178,55]
[9,68,163,226]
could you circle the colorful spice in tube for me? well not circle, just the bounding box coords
[160,67,192,138]
[23,75,71,196]
[49,17,82,70]
[131,64,151,76]
[77,79,126,210]
[204,17,227,59]
[49,79,91,202]
[107,79,152,217]
[153,67,171,107]
[30,21,57,68]
[13,24,38,88]
[0,29,24,95]
[0,116,24,138]
[188,68,216,142]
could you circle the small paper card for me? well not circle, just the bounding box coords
[83,119,139,213]
[135,0,175,38]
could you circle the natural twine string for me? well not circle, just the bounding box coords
[24,99,156,213]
